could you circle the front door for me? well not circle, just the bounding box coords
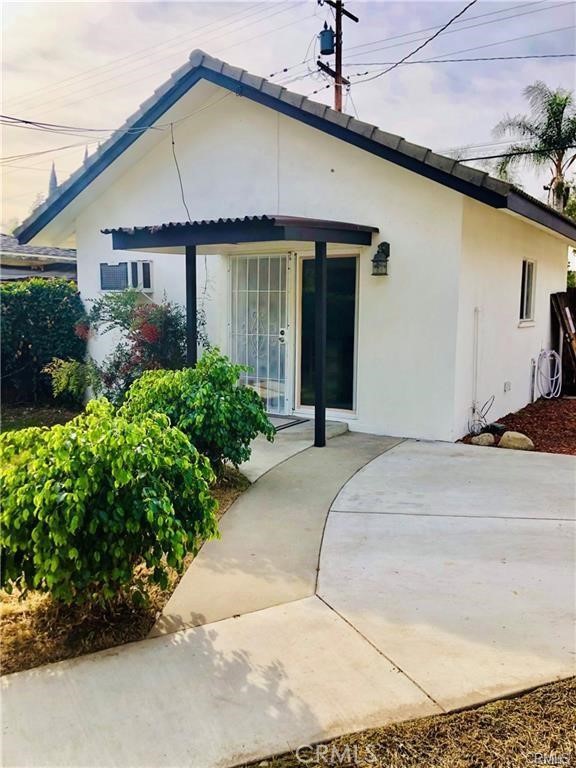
[230,254,289,414]
[300,256,357,411]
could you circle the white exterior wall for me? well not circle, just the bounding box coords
[71,86,569,442]
[453,198,568,438]
[74,88,463,441]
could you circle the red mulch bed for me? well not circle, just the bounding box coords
[461,397,576,455]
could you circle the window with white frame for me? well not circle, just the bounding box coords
[519,259,535,321]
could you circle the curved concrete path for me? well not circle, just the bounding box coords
[152,429,401,635]
[2,437,574,768]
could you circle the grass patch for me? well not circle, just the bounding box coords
[245,678,575,768]
[0,404,80,432]
[0,465,249,676]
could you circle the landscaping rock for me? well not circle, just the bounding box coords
[498,431,534,451]
[471,433,496,446]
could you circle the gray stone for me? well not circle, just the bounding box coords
[471,433,496,446]
[499,431,535,451]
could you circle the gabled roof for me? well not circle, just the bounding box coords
[15,49,576,244]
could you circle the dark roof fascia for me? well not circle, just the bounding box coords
[507,190,576,242]
[200,68,507,210]
[107,217,378,250]
[16,60,576,245]
[16,64,508,246]
[15,68,206,244]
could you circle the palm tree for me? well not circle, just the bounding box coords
[493,81,576,212]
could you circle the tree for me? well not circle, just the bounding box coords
[565,190,576,221]
[493,81,576,212]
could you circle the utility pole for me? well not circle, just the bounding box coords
[317,0,359,112]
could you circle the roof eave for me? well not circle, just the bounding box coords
[14,52,575,246]
[506,190,576,243]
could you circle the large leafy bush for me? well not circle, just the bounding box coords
[0,399,218,605]
[1,278,87,403]
[121,349,275,472]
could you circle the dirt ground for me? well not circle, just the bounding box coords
[462,396,576,455]
[244,678,575,768]
[0,466,249,676]
[1,403,80,432]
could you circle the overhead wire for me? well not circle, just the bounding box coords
[5,2,274,112]
[343,0,571,59]
[346,26,576,81]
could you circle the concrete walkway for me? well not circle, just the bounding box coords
[2,437,574,767]
[152,429,401,634]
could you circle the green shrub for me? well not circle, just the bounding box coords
[46,289,209,405]
[0,399,218,605]
[0,278,88,404]
[121,348,275,472]
[43,358,102,404]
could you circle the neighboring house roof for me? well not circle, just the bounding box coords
[15,50,576,244]
[0,265,77,282]
[0,233,77,282]
[1,232,76,260]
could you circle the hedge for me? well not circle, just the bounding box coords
[1,278,87,403]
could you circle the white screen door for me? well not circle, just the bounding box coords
[230,255,289,414]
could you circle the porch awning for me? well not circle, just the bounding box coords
[103,214,379,448]
[102,215,378,250]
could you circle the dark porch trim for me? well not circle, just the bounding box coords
[185,245,197,366]
[105,216,377,250]
[314,241,327,448]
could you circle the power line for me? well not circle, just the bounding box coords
[0,93,232,166]
[0,142,99,165]
[0,115,162,139]
[344,0,571,59]
[33,10,317,117]
[462,145,576,161]
[266,0,562,83]
[7,5,311,116]
[344,53,576,68]
[351,0,480,83]
[5,2,269,111]
[347,26,576,81]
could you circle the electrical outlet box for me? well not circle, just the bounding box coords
[504,381,512,393]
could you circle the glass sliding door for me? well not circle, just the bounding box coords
[230,255,289,414]
[300,256,357,411]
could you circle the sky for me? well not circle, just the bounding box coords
[1,0,575,233]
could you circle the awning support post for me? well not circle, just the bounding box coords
[314,240,327,447]
[185,245,197,366]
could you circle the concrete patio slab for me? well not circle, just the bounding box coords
[1,597,440,768]
[152,432,402,635]
[320,438,576,711]
[332,440,576,520]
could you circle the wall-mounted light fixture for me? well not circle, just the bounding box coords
[372,242,390,276]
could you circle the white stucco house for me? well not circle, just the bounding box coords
[15,50,576,444]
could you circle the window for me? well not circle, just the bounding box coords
[100,262,128,290]
[100,261,152,291]
[519,259,535,321]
